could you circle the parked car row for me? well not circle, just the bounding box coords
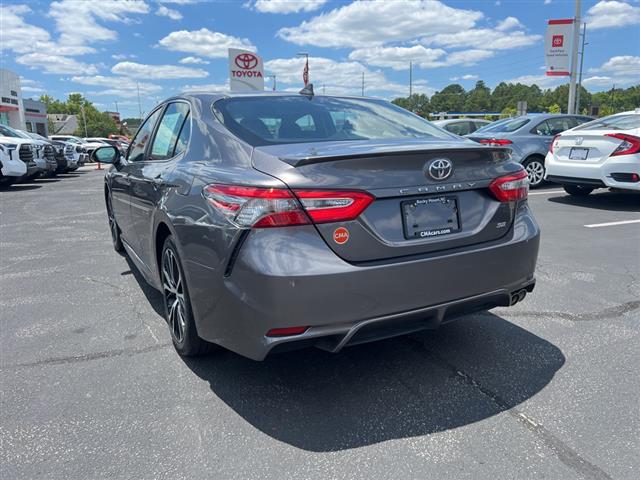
[0,127,87,186]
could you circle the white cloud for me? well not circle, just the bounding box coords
[264,56,424,97]
[71,75,163,98]
[582,76,614,87]
[446,49,495,66]
[156,5,183,20]
[0,5,51,53]
[505,74,565,89]
[348,45,446,70]
[179,56,210,65]
[49,0,150,47]
[19,78,46,93]
[158,28,255,57]
[112,53,136,60]
[181,82,229,93]
[252,0,326,14]
[16,53,98,75]
[450,74,479,81]
[277,0,483,48]
[111,62,209,79]
[585,1,640,30]
[544,0,552,4]
[423,28,541,50]
[599,55,640,74]
[496,16,523,31]
[157,0,200,3]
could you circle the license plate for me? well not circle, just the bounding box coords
[402,196,460,239]
[569,147,589,160]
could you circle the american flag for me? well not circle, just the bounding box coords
[302,58,309,86]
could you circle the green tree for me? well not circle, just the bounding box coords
[430,84,466,113]
[464,80,491,112]
[40,93,118,137]
[392,94,430,117]
[548,103,561,114]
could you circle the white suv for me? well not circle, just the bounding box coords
[545,110,640,195]
[0,143,27,186]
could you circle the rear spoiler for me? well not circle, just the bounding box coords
[277,146,510,167]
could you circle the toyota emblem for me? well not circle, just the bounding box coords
[427,158,453,181]
[235,53,258,70]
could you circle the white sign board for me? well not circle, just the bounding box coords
[228,48,264,92]
[545,18,574,76]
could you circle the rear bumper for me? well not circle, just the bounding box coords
[187,205,540,361]
[545,152,640,191]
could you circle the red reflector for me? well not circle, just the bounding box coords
[489,169,529,202]
[479,138,513,146]
[266,326,309,337]
[606,133,640,156]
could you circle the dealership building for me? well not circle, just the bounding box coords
[0,68,26,130]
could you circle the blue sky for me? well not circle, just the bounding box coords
[2,0,639,118]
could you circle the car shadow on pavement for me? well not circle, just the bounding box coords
[0,184,42,191]
[124,256,165,317]
[181,314,565,452]
[548,190,640,212]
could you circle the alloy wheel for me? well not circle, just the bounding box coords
[525,160,545,187]
[162,248,186,343]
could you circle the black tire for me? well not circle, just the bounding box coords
[106,194,124,252]
[160,236,215,356]
[522,156,546,188]
[563,184,594,196]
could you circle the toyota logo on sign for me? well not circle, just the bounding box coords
[235,53,258,70]
[427,158,453,181]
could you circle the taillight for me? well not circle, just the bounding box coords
[479,138,513,146]
[606,133,640,156]
[203,184,373,228]
[549,134,560,154]
[489,169,529,202]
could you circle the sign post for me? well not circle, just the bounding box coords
[228,48,264,92]
[567,0,582,114]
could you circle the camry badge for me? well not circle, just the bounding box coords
[427,158,453,181]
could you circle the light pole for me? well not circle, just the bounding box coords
[267,74,277,91]
[361,71,365,96]
[567,0,581,114]
[575,23,587,114]
[409,60,413,98]
[80,103,88,137]
[297,52,309,85]
[136,81,143,120]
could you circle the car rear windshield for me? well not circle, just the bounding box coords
[574,114,640,131]
[212,96,454,146]
[474,117,531,133]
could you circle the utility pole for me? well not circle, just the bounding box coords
[361,71,365,96]
[115,101,119,113]
[575,22,587,114]
[409,60,413,98]
[80,103,88,137]
[567,0,581,114]
[136,82,142,120]
[267,74,277,91]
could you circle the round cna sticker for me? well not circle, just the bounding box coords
[333,227,349,245]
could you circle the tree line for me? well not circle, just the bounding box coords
[392,81,640,118]
[40,93,119,137]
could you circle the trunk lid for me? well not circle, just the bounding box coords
[252,139,521,262]
[553,130,626,164]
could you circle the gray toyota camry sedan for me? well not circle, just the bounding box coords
[93,91,540,360]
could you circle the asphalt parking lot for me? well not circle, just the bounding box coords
[1,167,639,480]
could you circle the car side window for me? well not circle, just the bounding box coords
[533,120,551,136]
[128,108,162,162]
[173,113,191,157]
[545,117,573,135]
[150,102,190,160]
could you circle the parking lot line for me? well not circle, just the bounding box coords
[529,189,564,196]
[584,219,640,228]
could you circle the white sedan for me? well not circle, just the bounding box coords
[545,110,640,195]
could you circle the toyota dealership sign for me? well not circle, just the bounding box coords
[545,19,574,76]
[229,48,264,92]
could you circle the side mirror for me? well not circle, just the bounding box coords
[92,145,120,164]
